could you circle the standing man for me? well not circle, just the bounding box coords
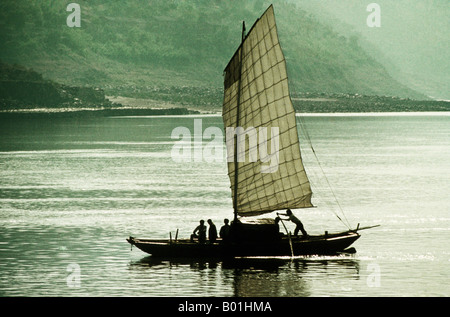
[219,218,231,243]
[207,219,218,243]
[191,220,207,243]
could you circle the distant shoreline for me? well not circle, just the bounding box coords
[1,108,449,120]
[296,111,450,117]
[0,106,201,119]
[1,92,449,119]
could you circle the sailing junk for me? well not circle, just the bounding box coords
[127,5,368,257]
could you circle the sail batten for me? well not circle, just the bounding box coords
[223,5,312,217]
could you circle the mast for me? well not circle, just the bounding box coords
[233,21,246,222]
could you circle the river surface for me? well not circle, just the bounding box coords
[0,112,449,297]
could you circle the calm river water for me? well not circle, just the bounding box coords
[0,112,449,297]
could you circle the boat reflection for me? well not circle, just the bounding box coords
[129,255,360,297]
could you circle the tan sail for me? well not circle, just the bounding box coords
[223,5,312,217]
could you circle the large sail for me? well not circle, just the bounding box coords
[223,5,313,217]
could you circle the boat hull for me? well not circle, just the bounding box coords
[127,231,360,258]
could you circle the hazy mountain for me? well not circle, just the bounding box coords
[295,0,449,100]
[0,0,430,108]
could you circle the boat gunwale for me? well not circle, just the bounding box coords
[128,230,360,246]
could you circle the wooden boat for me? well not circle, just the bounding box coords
[127,230,360,258]
[127,5,377,258]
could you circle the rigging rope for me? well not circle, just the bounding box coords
[296,112,352,230]
[285,77,353,230]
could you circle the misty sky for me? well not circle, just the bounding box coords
[293,0,449,100]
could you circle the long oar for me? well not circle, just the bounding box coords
[277,216,294,258]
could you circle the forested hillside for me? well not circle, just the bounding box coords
[0,0,427,109]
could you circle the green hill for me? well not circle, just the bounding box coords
[0,0,427,109]
[0,62,114,109]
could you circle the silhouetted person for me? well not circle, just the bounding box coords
[207,219,217,243]
[278,209,308,237]
[274,216,286,238]
[274,216,281,229]
[191,220,206,243]
[219,218,231,243]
